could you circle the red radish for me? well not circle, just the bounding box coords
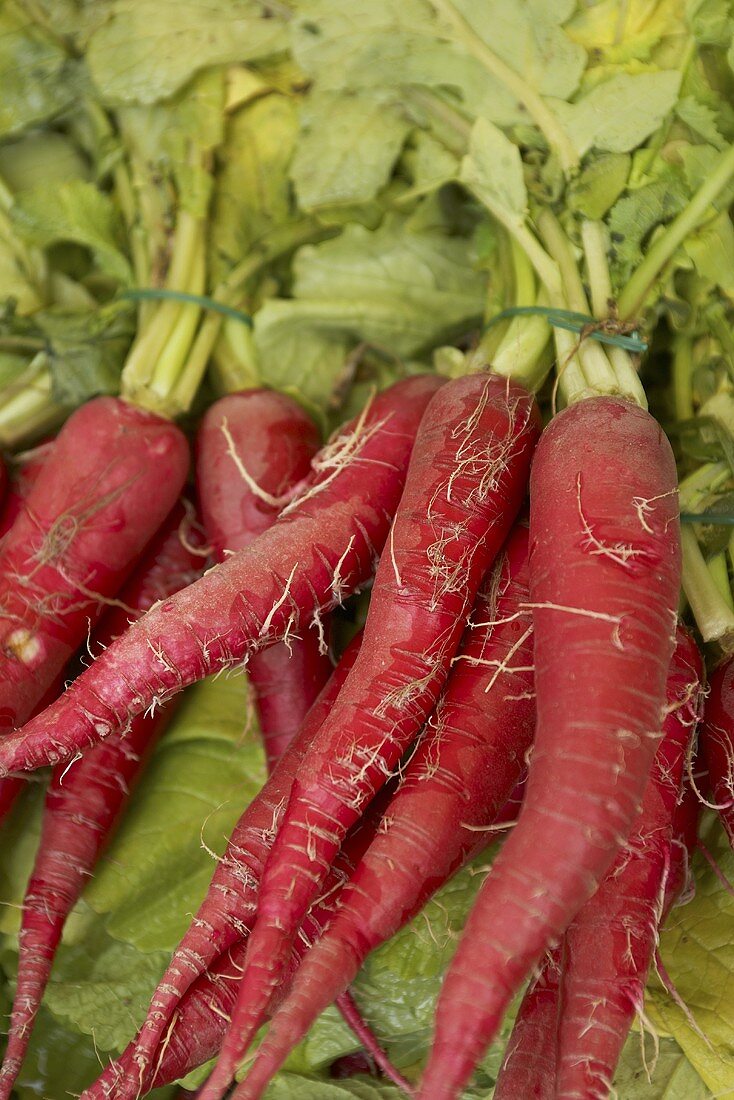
[84,945,402,1097]
[196,390,331,771]
[203,374,540,1099]
[493,947,562,1100]
[0,396,189,737]
[233,523,536,1100]
[86,776,406,1100]
[101,633,366,1098]
[0,442,53,820]
[0,442,51,540]
[418,396,681,1100]
[0,503,207,1098]
[555,627,700,1100]
[0,375,443,776]
[700,655,734,844]
[494,628,701,1100]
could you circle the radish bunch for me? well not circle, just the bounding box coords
[0,366,696,1100]
[4,3,734,1098]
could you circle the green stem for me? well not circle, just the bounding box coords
[581,220,613,317]
[403,88,473,156]
[0,358,64,447]
[430,0,579,175]
[618,143,734,319]
[120,212,204,401]
[681,525,734,646]
[709,551,734,610]
[536,209,617,396]
[672,337,695,422]
[478,236,531,360]
[86,100,150,323]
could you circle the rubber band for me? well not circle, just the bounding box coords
[119,288,253,327]
[483,305,647,353]
[680,512,734,526]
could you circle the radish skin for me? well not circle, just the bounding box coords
[95,633,366,1099]
[418,396,681,1100]
[0,396,189,736]
[555,626,701,1100]
[0,444,52,821]
[0,503,207,1097]
[204,374,540,1099]
[494,628,701,1100]
[0,375,442,776]
[234,524,536,1099]
[493,947,562,1100]
[196,390,331,771]
[700,655,734,844]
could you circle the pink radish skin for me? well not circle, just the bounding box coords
[0,443,52,821]
[555,627,701,1100]
[418,396,681,1100]
[0,396,189,735]
[700,655,734,845]
[234,524,536,1100]
[0,442,52,541]
[494,628,701,1100]
[493,947,562,1100]
[84,784,525,1100]
[0,375,442,777]
[203,374,540,1099]
[0,503,207,1098]
[196,390,331,772]
[82,678,395,1100]
[92,634,366,1099]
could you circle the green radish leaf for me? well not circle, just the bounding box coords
[117,67,226,220]
[253,213,486,413]
[568,153,630,219]
[7,1006,180,1100]
[76,673,265,953]
[647,815,734,1095]
[553,72,682,156]
[597,1034,711,1099]
[402,132,459,195]
[86,0,290,105]
[566,0,686,64]
[290,90,412,211]
[21,921,170,1054]
[460,118,527,230]
[36,306,136,406]
[0,132,91,195]
[676,96,728,149]
[259,1078,410,1099]
[607,176,688,284]
[0,6,78,138]
[210,93,302,286]
[11,180,132,285]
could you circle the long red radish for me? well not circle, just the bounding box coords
[0,375,442,776]
[418,396,681,1100]
[0,503,207,1098]
[494,628,701,1100]
[493,946,562,1100]
[82,668,401,1100]
[0,442,53,820]
[196,390,331,771]
[233,523,536,1100]
[700,655,734,844]
[96,632,365,1099]
[0,442,51,541]
[85,934,404,1096]
[0,395,189,736]
[555,627,701,1100]
[203,374,540,1099]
